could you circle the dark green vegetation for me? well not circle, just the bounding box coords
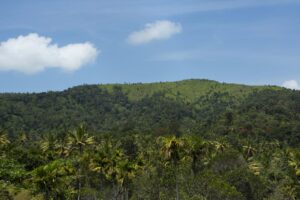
[0,79,300,199]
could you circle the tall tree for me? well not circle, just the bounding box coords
[0,130,10,146]
[67,124,94,200]
[158,136,184,200]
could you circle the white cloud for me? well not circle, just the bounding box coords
[282,80,299,90]
[0,33,99,74]
[127,20,182,45]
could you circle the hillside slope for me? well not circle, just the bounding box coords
[99,79,280,102]
[0,79,299,145]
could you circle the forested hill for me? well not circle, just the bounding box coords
[0,79,299,146]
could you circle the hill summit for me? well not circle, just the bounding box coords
[0,79,299,146]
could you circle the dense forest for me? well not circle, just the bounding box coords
[0,79,300,199]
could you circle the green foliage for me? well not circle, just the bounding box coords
[0,181,14,200]
[0,79,299,147]
[0,157,26,183]
[0,128,299,199]
[29,159,75,199]
[0,79,300,199]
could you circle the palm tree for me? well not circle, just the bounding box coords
[0,130,10,157]
[183,135,216,175]
[248,160,263,175]
[213,141,230,154]
[157,136,184,200]
[0,130,10,146]
[67,124,94,154]
[243,144,256,160]
[67,124,94,200]
[39,134,57,160]
[127,134,158,199]
[287,149,300,177]
[183,135,203,175]
[103,149,123,199]
[90,140,142,200]
[54,136,69,158]
[30,159,75,200]
[158,136,184,165]
[114,155,140,200]
[89,143,113,196]
[17,132,28,145]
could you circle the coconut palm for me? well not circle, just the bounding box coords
[157,136,184,200]
[114,156,141,200]
[30,159,75,200]
[67,124,94,154]
[54,136,69,158]
[40,134,56,153]
[213,141,230,154]
[243,144,257,160]
[158,136,184,165]
[0,130,10,146]
[90,141,142,200]
[17,132,28,145]
[183,135,215,175]
[287,149,300,177]
[0,130,10,157]
[248,160,263,176]
[67,124,94,200]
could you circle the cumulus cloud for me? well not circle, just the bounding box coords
[0,33,99,74]
[127,20,182,45]
[282,80,299,90]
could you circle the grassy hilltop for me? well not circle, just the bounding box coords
[99,79,280,102]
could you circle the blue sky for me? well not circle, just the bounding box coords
[0,0,300,92]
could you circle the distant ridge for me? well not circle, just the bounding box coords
[0,79,298,147]
[97,79,281,102]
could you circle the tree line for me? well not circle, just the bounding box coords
[1,124,299,200]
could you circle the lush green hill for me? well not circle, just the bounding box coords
[99,79,280,102]
[0,79,299,145]
[1,79,300,200]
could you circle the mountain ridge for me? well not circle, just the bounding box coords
[0,79,282,95]
[0,79,299,147]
